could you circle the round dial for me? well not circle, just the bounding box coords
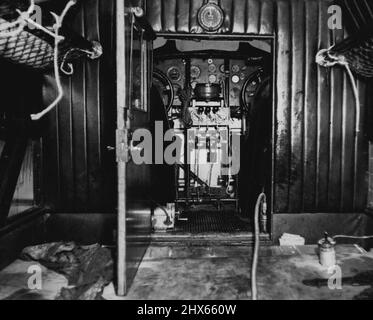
[167,67,181,81]
[191,66,201,79]
[208,64,217,73]
[231,75,240,84]
[209,74,217,83]
[219,64,225,73]
[232,64,240,73]
[198,4,225,32]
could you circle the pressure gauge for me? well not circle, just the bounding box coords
[167,67,181,81]
[219,64,225,73]
[197,3,225,32]
[208,64,217,73]
[232,64,240,73]
[209,74,217,83]
[231,75,240,84]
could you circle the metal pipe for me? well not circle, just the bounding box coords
[116,0,127,297]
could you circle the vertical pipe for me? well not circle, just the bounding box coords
[184,59,191,203]
[116,0,127,297]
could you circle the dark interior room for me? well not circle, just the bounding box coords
[1,0,373,302]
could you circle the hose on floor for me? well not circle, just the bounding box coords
[333,235,373,240]
[251,192,267,300]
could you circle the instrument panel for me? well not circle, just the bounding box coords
[154,57,265,113]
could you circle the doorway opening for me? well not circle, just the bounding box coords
[150,36,274,238]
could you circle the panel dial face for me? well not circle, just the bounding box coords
[198,4,225,32]
[167,67,181,81]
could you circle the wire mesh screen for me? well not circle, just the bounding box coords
[0,0,97,70]
[0,18,54,69]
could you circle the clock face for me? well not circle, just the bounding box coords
[198,4,225,32]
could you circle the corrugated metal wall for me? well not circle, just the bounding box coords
[274,0,368,213]
[42,0,116,213]
[42,0,370,214]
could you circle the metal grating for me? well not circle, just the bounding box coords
[176,210,251,233]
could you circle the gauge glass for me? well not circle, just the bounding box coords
[167,67,181,81]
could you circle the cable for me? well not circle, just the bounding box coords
[251,192,266,301]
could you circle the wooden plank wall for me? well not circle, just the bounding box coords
[42,0,116,213]
[147,0,370,214]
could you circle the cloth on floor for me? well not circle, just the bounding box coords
[20,242,114,300]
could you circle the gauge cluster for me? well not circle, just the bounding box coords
[154,57,264,114]
[190,58,225,89]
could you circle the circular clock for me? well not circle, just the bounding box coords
[198,3,225,32]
